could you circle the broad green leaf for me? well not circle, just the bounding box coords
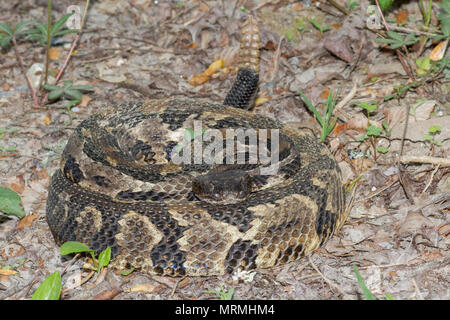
[42,84,62,91]
[97,247,111,273]
[353,265,376,300]
[25,34,43,41]
[48,87,64,100]
[438,0,450,36]
[13,20,36,35]
[50,13,74,36]
[60,241,93,256]
[428,125,442,133]
[386,30,403,41]
[0,35,12,47]
[356,135,367,142]
[416,57,432,71]
[62,80,73,88]
[54,29,79,37]
[35,24,48,36]
[378,0,394,11]
[0,22,13,36]
[0,186,25,218]
[376,38,398,45]
[121,268,135,276]
[366,125,383,136]
[70,84,93,91]
[31,271,61,300]
[67,99,80,109]
[377,146,389,154]
[64,89,82,101]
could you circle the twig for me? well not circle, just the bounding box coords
[401,156,450,166]
[373,0,416,204]
[41,0,90,105]
[0,62,18,70]
[356,176,399,202]
[170,276,187,298]
[423,164,440,193]
[327,0,350,15]
[333,83,357,124]
[45,0,51,85]
[11,36,40,108]
[308,256,351,299]
[386,24,439,37]
[374,0,415,81]
[61,253,80,276]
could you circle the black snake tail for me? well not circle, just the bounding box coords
[223,16,260,110]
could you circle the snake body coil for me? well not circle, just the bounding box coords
[46,17,346,276]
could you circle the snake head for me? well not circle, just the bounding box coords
[192,169,252,204]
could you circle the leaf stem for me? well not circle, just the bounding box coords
[41,0,90,105]
[11,35,40,108]
[374,0,415,81]
[45,0,51,85]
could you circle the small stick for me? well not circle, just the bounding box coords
[423,164,440,193]
[308,256,351,299]
[327,0,350,15]
[386,24,440,37]
[11,36,40,108]
[401,156,450,166]
[61,253,80,275]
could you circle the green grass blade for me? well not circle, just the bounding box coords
[298,89,323,125]
[97,247,111,273]
[353,265,376,300]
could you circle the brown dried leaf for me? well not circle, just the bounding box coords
[92,289,122,300]
[398,211,433,236]
[128,283,157,293]
[9,182,25,195]
[49,47,60,60]
[396,10,409,24]
[292,2,302,11]
[0,269,17,276]
[43,113,51,126]
[16,213,40,230]
[188,74,210,86]
[79,95,93,108]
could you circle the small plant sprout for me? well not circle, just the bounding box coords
[424,125,443,148]
[351,101,391,161]
[310,18,330,35]
[43,81,93,123]
[376,30,419,49]
[204,285,234,300]
[31,241,112,300]
[60,241,111,274]
[25,13,78,46]
[351,100,378,121]
[298,89,338,142]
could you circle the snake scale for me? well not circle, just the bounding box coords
[46,17,346,276]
